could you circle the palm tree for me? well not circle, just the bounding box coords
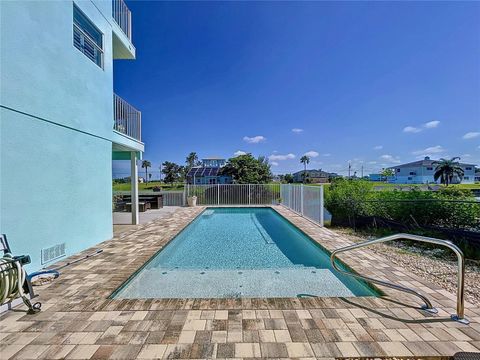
[141,160,151,184]
[300,155,310,183]
[186,152,199,168]
[433,157,464,186]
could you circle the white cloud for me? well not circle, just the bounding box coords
[270,161,279,166]
[463,132,480,140]
[243,135,266,144]
[303,151,319,158]
[323,153,331,157]
[269,153,296,161]
[368,161,377,164]
[373,145,383,150]
[380,154,401,163]
[424,120,440,128]
[403,126,422,133]
[233,150,247,157]
[291,128,303,133]
[412,145,445,156]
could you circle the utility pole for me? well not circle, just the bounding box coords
[361,165,364,178]
[348,162,351,178]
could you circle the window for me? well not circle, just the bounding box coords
[464,177,469,180]
[209,178,217,184]
[408,177,412,180]
[409,172,416,175]
[73,5,103,68]
[396,168,400,173]
[427,167,433,171]
[465,167,472,170]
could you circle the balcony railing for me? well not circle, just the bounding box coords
[112,0,132,41]
[114,94,141,141]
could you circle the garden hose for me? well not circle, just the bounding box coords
[0,254,40,314]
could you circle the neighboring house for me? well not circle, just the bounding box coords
[369,173,395,182]
[1,0,144,271]
[292,169,338,183]
[476,169,480,182]
[387,157,476,184]
[368,174,383,182]
[187,158,232,185]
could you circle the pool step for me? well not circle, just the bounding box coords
[115,267,358,299]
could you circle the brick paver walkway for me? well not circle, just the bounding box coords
[1,206,479,359]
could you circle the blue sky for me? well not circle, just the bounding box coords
[113,1,480,179]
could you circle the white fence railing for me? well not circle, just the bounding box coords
[186,184,281,206]
[185,183,324,226]
[114,94,141,141]
[112,0,132,41]
[281,184,324,226]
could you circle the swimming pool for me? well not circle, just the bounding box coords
[113,207,378,298]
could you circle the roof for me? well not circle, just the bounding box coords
[187,167,220,177]
[387,158,475,169]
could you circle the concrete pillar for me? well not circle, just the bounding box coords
[131,152,139,225]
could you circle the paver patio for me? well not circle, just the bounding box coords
[1,206,479,359]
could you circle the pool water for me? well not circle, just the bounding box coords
[113,207,378,298]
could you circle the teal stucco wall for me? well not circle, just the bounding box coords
[0,0,136,271]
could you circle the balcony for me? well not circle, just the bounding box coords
[114,94,141,142]
[112,0,135,59]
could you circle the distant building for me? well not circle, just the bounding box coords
[387,157,475,184]
[369,173,394,182]
[368,174,383,182]
[186,158,232,185]
[292,169,338,183]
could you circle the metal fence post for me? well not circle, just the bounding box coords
[320,185,324,227]
[300,184,304,216]
[183,184,187,206]
[217,183,220,205]
[248,184,251,205]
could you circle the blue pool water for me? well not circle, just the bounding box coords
[113,207,378,298]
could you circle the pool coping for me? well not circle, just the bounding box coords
[1,205,480,359]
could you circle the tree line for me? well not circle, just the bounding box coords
[140,152,274,185]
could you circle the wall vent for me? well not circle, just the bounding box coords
[41,243,66,264]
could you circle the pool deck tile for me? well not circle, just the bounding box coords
[1,205,480,359]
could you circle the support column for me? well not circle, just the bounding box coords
[131,152,139,225]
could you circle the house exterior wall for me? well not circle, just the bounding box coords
[0,0,139,271]
[389,165,475,184]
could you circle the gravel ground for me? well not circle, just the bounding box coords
[333,228,480,306]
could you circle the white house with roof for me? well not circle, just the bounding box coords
[387,157,476,184]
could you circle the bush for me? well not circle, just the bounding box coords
[324,179,375,226]
[325,180,480,230]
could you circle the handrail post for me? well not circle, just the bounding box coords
[330,233,469,324]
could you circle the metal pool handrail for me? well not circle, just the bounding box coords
[330,233,469,324]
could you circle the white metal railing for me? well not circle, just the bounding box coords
[185,183,324,226]
[112,0,132,41]
[281,184,324,226]
[186,184,281,206]
[113,94,141,141]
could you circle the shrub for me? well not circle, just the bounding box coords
[325,180,480,230]
[324,179,374,226]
